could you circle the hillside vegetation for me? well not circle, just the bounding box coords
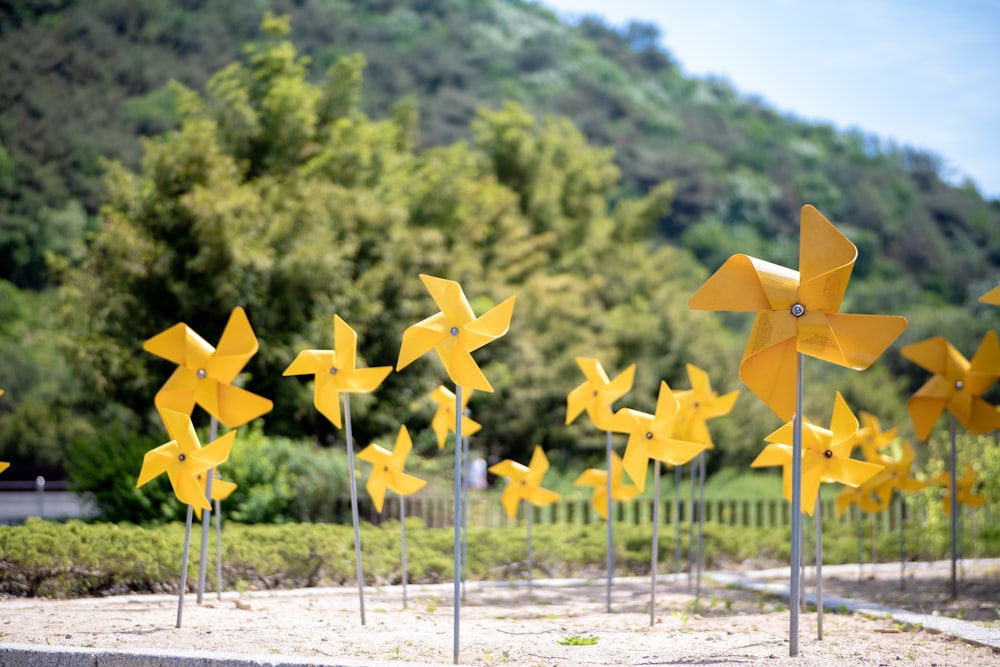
[0,1,997,517]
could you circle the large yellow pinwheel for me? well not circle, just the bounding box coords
[980,285,1000,306]
[566,358,636,430]
[752,392,884,515]
[144,307,273,429]
[396,274,516,393]
[607,381,707,492]
[488,445,561,520]
[573,451,640,520]
[673,364,739,447]
[933,463,987,514]
[284,315,393,428]
[357,426,428,513]
[137,409,236,511]
[900,331,1000,440]
[689,205,908,421]
[429,385,482,449]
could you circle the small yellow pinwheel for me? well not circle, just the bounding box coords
[396,274,516,393]
[835,477,888,517]
[900,331,1000,440]
[429,385,482,449]
[980,285,1000,306]
[488,445,561,520]
[871,440,926,508]
[193,471,238,519]
[566,358,636,431]
[607,381,707,492]
[284,315,393,428]
[856,411,899,464]
[673,364,739,447]
[933,463,987,514]
[689,205,908,421]
[573,451,640,520]
[752,392,884,515]
[144,307,273,428]
[356,425,427,513]
[137,409,236,511]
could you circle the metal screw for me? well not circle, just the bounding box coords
[791,303,805,317]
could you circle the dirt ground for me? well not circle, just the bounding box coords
[0,561,998,666]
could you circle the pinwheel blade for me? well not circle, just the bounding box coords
[823,312,908,370]
[389,471,427,498]
[366,473,389,513]
[144,323,212,366]
[797,205,856,311]
[397,312,450,370]
[689,254,789,312]
[420,274,476,326]
[283,350,333,376]
[462,295,516,353]
[980,285,1000,305]
[210,307,259,383]
[137,443,178,488]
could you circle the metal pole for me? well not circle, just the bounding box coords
[453,386,464,664]
[687,460,695,592]
[695,450,706,604]
[815,495,823,640]
[650,461,661,626]
[197,417,218,604]
[401,495,409,608]
[674,465,681,574]
[789,352,804,656]
[526,504,533,593]
[950,414,958,599]
[215,495,222,600]
[177,505,194,628]
[344,394,366,625]
[898,493,905,591]
[856,504,863,582]
[35,476,45,518]
[605,429,613,613]
[461,418,469,602]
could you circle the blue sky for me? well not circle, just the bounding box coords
[540,1,1000,199]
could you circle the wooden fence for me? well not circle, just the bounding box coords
[337,494,995,534]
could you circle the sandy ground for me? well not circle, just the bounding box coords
[1,563,998,666]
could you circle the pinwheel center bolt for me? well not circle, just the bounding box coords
[791,303,806,318]
[824,449,833,459]
[592,390,598,397]
[383,465,389,472]
[955,380,964,390]
[450,326,460,336]
[178,454,186,462]
[196,369,207,379]
[645,432,654,440]
[330,367,338,375]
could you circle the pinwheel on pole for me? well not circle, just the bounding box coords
[566,357,635,613]
[835,476,887,581]
[136,408,236,627]
[854,411,899,574]
[574,450,639,518]
[396,273,515,665]
[674,364,739,600]
[357,425,428,608]
[933,463,988,585]
[284,314,392,625]
[143,306,273,605]
[689,205,907,655]
[870,439,926,589]
[901,330,1000,598]
[487,445,561,592]
[607,380,707,624]
[752,392,883,639]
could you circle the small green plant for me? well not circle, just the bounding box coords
[424,596,442,612]
[558,635,598,646]
[672,609,690,624]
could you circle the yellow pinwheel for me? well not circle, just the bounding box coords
[900,331,1000,440]
[488,445,561,520]
[573,451,640,520]
[566,357,636,430]
[752,392,884,515]
[673,364,739,447]
[835,477,887,517]
[137,409,236,511]
[284,315,393,428]
[933,463,987,514]
[980,285,1000,306]
[689,205,908,421]
[357,426,428,513]
[144,307,273,428]
[429,385,482,449]
[396,274,516,393]
[856,411,899,464]
[607,381,707,491]
[872,440,926,508]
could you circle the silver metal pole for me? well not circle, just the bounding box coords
[461,417,469,602]
[949,413,958,599]
[344,394,366,625]
[650,461,661,626]
[453,385,464,664]
[674,465,681,574]
[816,495,823,640]
[526,504,533,593]
[695,451,706,605]
[35,476,44,518]
[401,495,409,608]
[898,493,905,591]
[687,460,696,592]
[177,504,194,628]
[606,429,614,613]
[197,417,218,604]
[789,352,804,656]
[215,495,222,600]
